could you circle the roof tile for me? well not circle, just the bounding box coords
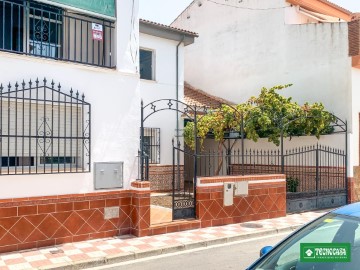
[184,82,233,108]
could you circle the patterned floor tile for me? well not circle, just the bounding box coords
[8,263,32,270]
[87,251,107,258]
[0,211,328,270]
[23,254,47,262]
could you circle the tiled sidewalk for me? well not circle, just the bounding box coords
[0,210,326,270]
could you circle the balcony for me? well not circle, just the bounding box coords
[0,0,116,68]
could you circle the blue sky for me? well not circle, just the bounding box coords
[139,0,359,25]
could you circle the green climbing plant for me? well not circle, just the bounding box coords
[184,84,335,149]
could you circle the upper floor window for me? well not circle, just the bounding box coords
[140,49,155,80]
[0,0,115,68]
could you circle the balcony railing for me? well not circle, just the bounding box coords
[0,0,116,68]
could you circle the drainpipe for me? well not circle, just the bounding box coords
[176,36,185,143]
[176,36,185,191]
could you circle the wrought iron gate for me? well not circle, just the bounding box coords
[172,142,196,220]
[140,99,205,221]
[285,144,347,213]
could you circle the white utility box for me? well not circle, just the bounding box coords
[234,181,249,196]
[94,162,123,190]
[223,182,234,206]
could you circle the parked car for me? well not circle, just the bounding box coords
[247,202,360,269]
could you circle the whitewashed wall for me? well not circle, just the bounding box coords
[202,134,346,152]
[284,6,318,24]
[0,0,140,198]
[172,0,351,120]
[351,68,360,168]
[140,33,185,165]
[172,0,353,171]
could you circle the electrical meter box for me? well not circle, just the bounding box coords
[94,162,123,190]
[223,182,234,206]
[234,181,249,196]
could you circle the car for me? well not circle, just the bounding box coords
[246,202,360,270]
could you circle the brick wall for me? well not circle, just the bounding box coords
[349,19,360,56]
[149,165,184,191]
[349,167,360,204]
[196,175,286,228]
[0,182,151,253]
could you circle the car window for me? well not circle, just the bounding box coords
[276,218,344,267]
[254,214,360,270]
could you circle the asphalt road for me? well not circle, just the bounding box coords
[87,232,288,270]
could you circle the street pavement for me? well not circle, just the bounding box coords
[86,232,288,270]
[0,210,326,270]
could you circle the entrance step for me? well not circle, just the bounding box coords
[149,219,201,236]
[151,205,172,225]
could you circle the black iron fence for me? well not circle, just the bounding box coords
[0,0,115,68]
[197,144,346,193]
[0,78,91,174]
[137,151,149,181]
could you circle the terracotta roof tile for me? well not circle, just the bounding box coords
[317,0,352,15]
[184,82,233,108]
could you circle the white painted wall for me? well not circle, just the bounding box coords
[0,0,140,199]
[350,68,360,169]
[140,33,185,165]
[284,6,318,24]
[203,134,346,152]
[172,0,353,170]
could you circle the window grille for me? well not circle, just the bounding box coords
[0,78,91,175]
[143,127,160,164]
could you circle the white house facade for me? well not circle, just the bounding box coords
[0,0,141,197]
[0,0,197,252]
[172,0,360,174]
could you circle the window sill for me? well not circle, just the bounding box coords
[140,79,157,83]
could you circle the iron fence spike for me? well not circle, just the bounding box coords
[35,78,39,85]
[43,78,47,85]
[82,93,85,100]
[22,80,26,89]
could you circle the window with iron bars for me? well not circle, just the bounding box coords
[0,0,115,68]
[143,128,160,164]
[0,78,91,175]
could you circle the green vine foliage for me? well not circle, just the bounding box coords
[184,84,336,149]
